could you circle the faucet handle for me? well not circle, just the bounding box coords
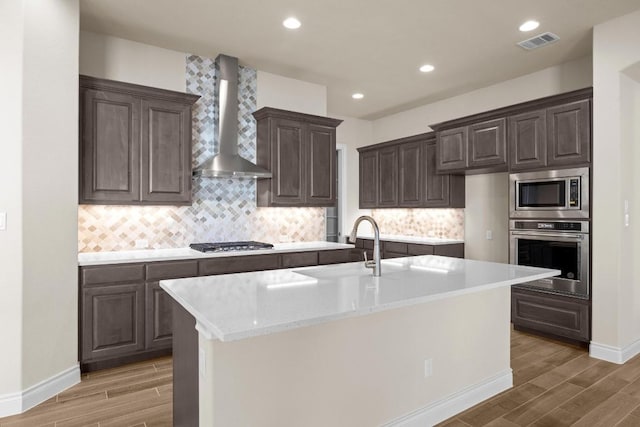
[363,251,368,262]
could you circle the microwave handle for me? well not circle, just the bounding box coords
[510,231,584,240]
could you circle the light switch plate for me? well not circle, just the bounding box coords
[0,212,6,231]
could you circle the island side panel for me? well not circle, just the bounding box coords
[173,302,198,427]
[198,286,511,427]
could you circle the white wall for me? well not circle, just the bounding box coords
[79,30,186,92]
[591,9,640,361]
[257,71,327,116]
[0,0,26,398]
[0,0,80,415]
[370,56,593,262]
[331,115,374,237]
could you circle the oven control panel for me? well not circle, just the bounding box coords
[511,220,588,232]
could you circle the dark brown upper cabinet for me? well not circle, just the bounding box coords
[253,107,342,207]
[399,141,422,207]
[432,88,592,174]
[378,145,399,207]
[359,150,379,208]
[424,139,465,207]
[79,75,199,205]
[358,133,464,209]
[546,99,591,167]
[509,110,547,171]
[467,118,507,169]
[436,127,467,172]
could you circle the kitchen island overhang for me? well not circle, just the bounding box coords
[161,256,559,426]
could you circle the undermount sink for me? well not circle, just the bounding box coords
[296,259,408,280]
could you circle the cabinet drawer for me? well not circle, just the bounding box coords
[362,239,374,250]
[407,244,434,256]
[434,244,464,258]
[354,238,365,249]
[318,249,352,265]
[281,252,318,268]
[146,260,199,281]
[383,251,407,259]
[81,264,145,286]
[199,254,280,276]
[512,288,590,342]
[383,241,407,254]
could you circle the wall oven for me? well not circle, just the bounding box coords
[510,167,589,219]
[509,220,589,299]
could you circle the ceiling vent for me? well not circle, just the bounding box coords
[517,32,560,50]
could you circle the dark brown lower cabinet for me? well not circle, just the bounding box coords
[511,287,590,343]
[80,249,361,372]
[352,238,464,260]
[145,282,174,350]
[81,283,145,363]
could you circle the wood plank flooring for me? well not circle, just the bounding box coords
[0,358,172,427]
[2,329,640,426]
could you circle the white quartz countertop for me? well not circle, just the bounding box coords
[357,234,464,245]
[78,241,354,266]
[161,256,559,342]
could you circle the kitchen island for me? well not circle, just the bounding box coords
[161,256,559,426]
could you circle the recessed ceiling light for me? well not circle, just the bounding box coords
[419,64,435,73]
[283,17,301,29]
[352,93,364,100]
[519,20,540,32]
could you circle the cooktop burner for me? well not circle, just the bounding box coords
[189,241,274,253]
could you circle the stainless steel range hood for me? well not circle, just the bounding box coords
[193,54,272,178]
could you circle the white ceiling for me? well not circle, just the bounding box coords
[80,0,640,120]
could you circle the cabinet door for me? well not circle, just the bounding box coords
[437,127,467,171]
[434,244,464,258]
[359,150,378,208]
[468,118,507,169]
[423,141,450,207]
[509,110,547,171]
[271,118,306,204]
[547,100,591,167]
[140,99,192,205]
[145,282,173,350]
[307,124,336,206]
[378,146,399,207]
[82,283,145,361]
[80,89,140,203]
[512,288,590,342]
[398,142,422,207]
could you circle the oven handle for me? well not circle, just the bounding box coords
[510,231,585,240]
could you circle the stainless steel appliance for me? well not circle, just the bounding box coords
[509,220,589,299]
[190,241,274,252]
[510,167,589,219]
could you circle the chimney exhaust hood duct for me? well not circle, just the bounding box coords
[193,54,272,178]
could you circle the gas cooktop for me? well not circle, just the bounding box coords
[189,241,274,253]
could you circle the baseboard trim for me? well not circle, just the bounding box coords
[0,364,80,417]
[383,369,513,427]
[590,339,640,364]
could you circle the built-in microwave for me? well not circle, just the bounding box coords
[509,167,589,219]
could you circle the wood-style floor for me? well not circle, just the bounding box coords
[0,358,172,427]
[2,329,640,426]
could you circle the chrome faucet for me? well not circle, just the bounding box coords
[348,215,381,276]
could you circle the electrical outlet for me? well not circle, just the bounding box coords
[486,230,493,240]
[424,358,433,378]
[135,239,149,249]
[0,212,6,231]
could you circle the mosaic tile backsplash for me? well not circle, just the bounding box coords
[78,55,325,252]
[370,209,465,240]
